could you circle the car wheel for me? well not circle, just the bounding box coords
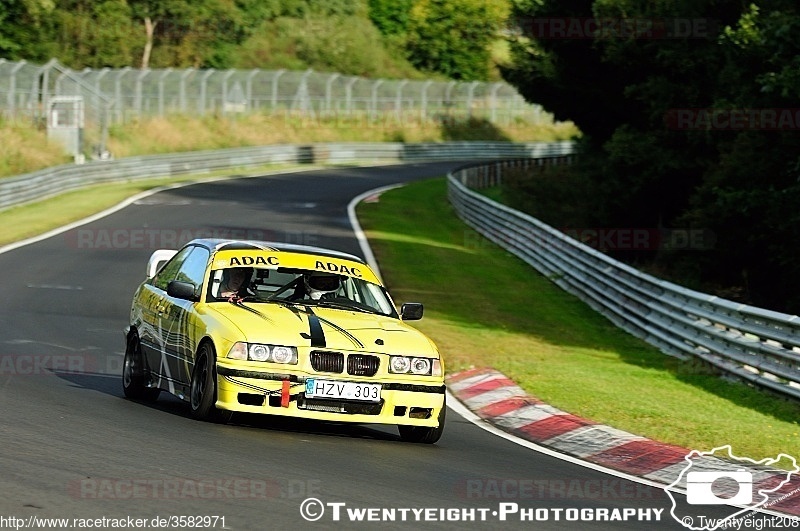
[122,333,160,402]
[398,400,446,444]
[189,342,232,424]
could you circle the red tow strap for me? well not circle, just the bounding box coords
[281,380,290,408]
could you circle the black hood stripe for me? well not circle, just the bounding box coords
[243,300,364,350]
[305,305,364,349]
[306,311,326,348]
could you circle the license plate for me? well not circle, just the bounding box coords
[305,379,381,402]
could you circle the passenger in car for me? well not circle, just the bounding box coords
[302,272,342,300]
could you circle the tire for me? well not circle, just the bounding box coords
[398,400,446,444]
[122,333,160,402]
[189,342,232,424]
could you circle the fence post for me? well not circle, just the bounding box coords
[490,83,503,124]
[246,69,259,111]
[467,81,479,119]
[4,61,550,131]
[371,79,384,122]
[114,67,131,123]
[8,61,26,119]
[134,69,150,118]
[325,73,339,114]
[222,69,235,117]
[94,68,110,121]
[271,69,285,114]
[292,69,313,114]
[345,77,357,117]
[179,68,193,113]
[395,80,408,122]
[199,69,215,115]
[158,68,172,116]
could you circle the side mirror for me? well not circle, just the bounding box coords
[400,302,424,321]
[167,280,197,301]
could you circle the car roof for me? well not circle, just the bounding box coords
[188,239,367,265]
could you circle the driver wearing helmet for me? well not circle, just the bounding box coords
[219,267,254,300]
[302,272,342,300]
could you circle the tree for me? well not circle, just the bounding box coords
[127,0,190,68]
[500,0,800,312]
[0,0,56,60]
[55,0,137,68]
[404,0,509,80]
[368,0,413,36]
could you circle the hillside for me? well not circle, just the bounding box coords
[1,0,511,81]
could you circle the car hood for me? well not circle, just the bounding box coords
[207,302,437,356]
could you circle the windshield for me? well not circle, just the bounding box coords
[206,266,398,317]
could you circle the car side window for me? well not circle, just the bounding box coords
[152,246,194,291]
[175,247,210,297]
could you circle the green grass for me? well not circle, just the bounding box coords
[356,177,800,462]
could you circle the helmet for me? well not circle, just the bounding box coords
[304,272,341,300]
[220,267,253,294]
[222,267,252,283]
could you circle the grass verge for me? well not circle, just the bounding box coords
[356,177,800,462]
[1,114,579,180]
[0,164,312,247]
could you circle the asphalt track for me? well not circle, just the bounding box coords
[0,162,739,530]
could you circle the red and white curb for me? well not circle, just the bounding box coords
[447,367,800,517]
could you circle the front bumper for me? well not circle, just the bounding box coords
[215,366,446,427]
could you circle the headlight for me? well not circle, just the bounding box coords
[226,342,297,364]
[390,356,411,373]
[227,342,247,360]
[249,344,269,362]
[271,346,296,364]
[410,358,431,375]
[389,356,436,375]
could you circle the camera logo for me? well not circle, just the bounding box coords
[664,445,800,531]
[685,470,752,505]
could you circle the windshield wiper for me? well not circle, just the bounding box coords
[316,299,380,315]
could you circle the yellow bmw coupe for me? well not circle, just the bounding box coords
[123,239,446,443]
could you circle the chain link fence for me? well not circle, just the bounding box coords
[0,59,547,154]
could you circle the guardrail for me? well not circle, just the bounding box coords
[449,159,800,401]
[0,141,574,211]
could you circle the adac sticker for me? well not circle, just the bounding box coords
[229,256,279,266]
[314,260,362,278]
